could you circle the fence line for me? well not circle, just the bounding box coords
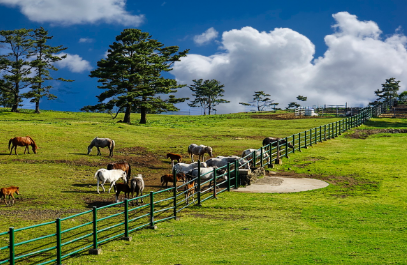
[0,102,389,265]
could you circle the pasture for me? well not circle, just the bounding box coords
[0,109,406,264]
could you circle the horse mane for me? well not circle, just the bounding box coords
[26,136,38,149]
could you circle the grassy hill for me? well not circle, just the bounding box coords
[1,109,406,264]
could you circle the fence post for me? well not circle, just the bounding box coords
[304,131,308,148]
[9,227,14,265]
[56,219,62,265]
[309,129,313,146]
[324,124,327,140]
[298,132,301,152]
[275,139,282,165]
[235,160,239,188]
[213,169,217,199]
[149,192,157,229]
[268,144,273,167]
[89,206,101,255]
[319,126,322,142]
[173,167,177,219]
[285,137,289,158]
[123,199,131,240]
[253,150,257,167]
[227,163,230,192]
[292,134,295,153]
[260,147,264,167]
[197,160,202,206]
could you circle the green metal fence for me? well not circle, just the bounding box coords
[0,103,388,265]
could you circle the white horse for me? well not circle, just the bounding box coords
[242,149,270,166]
[188,144,213,162]
[173,162,207,174]
[206,156,250,169]
[130,174,144,205]
[87,137,115,157]
[94,169,127,194]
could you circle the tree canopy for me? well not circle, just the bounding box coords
[239,91,275,111]
[82,29,189,124]
[188,79,230,115]
[375,78,400,104]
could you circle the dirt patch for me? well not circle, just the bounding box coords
[1,209,85,221]
[346,129,407,139]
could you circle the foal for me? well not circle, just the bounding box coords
[161,172,186,188]
[0,186,20,206]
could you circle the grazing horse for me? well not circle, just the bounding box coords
[188,144,213,162]
[94,169,127,194]
[262,137,294,149]
[8,136,38,155]
[0,186,20,206]
[87,137,115,157]
[167,153,182,167]
[107,162,131,184]
[160,172,186,188]
[130,174,144,205]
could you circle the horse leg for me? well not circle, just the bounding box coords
[108,182,115,193]
[97,147,101,156]
[97,178,100,194]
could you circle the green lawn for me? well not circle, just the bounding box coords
[0,109,405,264]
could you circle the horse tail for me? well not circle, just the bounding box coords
[8,138,13,150]
[111,140,115,152]
[94,169,101,180]
[128,163,132,181]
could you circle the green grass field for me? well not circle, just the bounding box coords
[0,109,406,264]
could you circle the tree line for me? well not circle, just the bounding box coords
[1,27,403,123]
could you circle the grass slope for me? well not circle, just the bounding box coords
[0,110,405,264]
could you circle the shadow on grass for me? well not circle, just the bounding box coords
[366,119,407,128]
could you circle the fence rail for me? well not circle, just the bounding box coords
[0,102,390,265]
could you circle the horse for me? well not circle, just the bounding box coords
[130,174,144,205]
[242,149,270,167]
[107,162,131,185]
[184,177,195,204]
[173,162,207,174]
[188,144,213,162]
[0,186,20,206]
[167,153,182,167]
[87,137,115,157]
[206,156,250,169]
[8,136,38,155]
[189,167,227,188]
[160,172,186,188]
[94,169,127,194]
[262,137,294,149]
[114,183,132,203]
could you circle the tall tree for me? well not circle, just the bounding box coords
[82,29,189,124]
[22,27,73,113]
[0,29,34,112]
[239,91,275,111]
[375,78,400,103]
[287,102,300,110]
[188,79,230,115]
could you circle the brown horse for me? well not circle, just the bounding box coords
[167,153,182,163]
[107,162,131,185]
[0,186,20,206]
[9,136,38,155]
[161,172,186,188]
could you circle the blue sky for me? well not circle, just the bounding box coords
[0,0,406,114]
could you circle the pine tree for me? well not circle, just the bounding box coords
[23,27,73,113]
[239,91,275,111]
[375,78,400,103]
[83,29,189,124]
[188,79,230,115]
[0,29,34,112]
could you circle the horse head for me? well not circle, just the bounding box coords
[27,137,38,154]
[205,146,213,157]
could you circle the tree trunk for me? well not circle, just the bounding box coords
[35,101,40,114]
[11,94,19,112]
[123,104,131,124]
[140,106,147,124]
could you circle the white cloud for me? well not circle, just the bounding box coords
[172,12,407,114]
[0,0,144,26]
[79,38,94,43]
[54,53,92,73]
[193,27,219,45]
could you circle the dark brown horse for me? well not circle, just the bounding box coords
[107,162,131,185]
[166,153,182,163]
[0,186,20,206]
[9,136,38,155]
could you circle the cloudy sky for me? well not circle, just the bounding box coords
[1,0,406,114]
